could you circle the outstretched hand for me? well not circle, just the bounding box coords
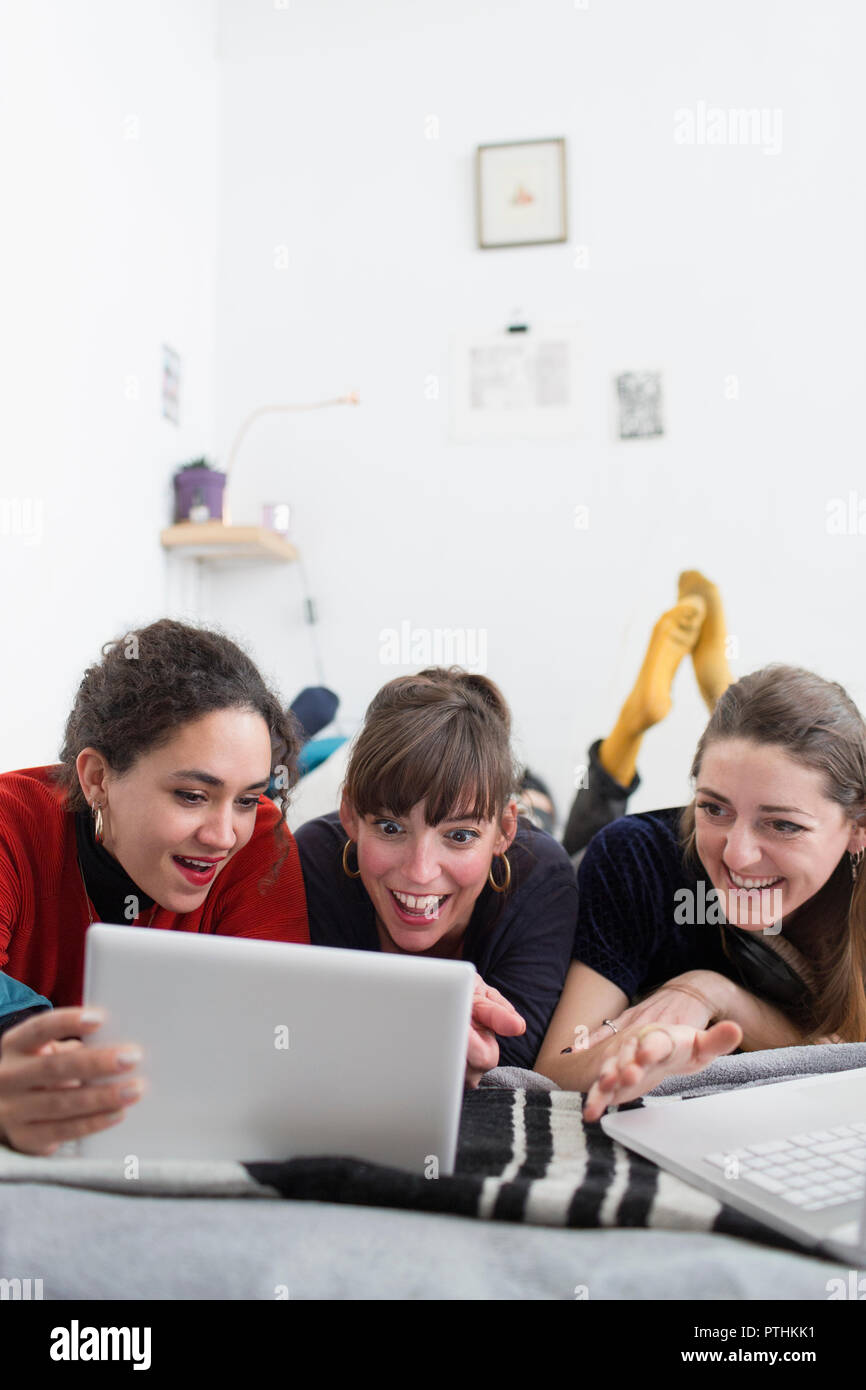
[582,1019,742,1122]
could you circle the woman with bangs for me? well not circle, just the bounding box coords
[295,668,578,1085]
[536,666,866,1116]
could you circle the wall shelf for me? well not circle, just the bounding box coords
[161,521,298,564]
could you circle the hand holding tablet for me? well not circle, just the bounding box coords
[0,1007,145,1155]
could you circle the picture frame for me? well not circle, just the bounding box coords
[476,137,568,249]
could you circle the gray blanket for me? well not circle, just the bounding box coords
[486,1041,866,1095]
[0,1043,861,1259]
[1,1044,863,1301]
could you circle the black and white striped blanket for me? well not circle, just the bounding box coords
[0,1045,862,1254]
[247,1086,799,1249]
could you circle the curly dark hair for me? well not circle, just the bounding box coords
[55,619,301,873]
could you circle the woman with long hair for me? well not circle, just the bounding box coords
[0,619,309,1154]
[536,666,866,1116]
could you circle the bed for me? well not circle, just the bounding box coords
[1,1043,862,1300]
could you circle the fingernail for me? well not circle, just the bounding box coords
[119,1081,144,1100]
[80,1008,105,1025]
[115,1047,142,1069]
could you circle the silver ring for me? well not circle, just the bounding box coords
[602,1019,618,1035]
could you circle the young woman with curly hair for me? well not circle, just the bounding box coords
[0,619,309,1154]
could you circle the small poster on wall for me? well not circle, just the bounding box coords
[451,323,584,441]
[162,345,181,426]
[614,370,665,440]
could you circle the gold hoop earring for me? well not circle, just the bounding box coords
[488,853,511,894]
[342,839,362,879]
[91,802,104,846]
[850,848,865,883]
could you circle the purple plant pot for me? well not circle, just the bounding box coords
[173,467,226,523]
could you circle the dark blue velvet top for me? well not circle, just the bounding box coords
[575,807,811,1019]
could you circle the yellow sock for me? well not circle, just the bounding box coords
[677,570,733,712]
[599,596,706,786]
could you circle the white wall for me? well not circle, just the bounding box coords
[211,0,866,821]
[6,0,865,827]
[0,0,220,769]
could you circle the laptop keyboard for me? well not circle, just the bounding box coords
[705,1120,866,1212]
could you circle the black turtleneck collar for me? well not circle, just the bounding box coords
[74,810,155,924]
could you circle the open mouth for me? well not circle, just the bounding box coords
[388,889,450,923]
[724,863,784,891]
[173,855,223,886]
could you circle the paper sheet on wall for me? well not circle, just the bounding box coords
[451,324,584,441]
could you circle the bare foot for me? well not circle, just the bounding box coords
[677,570,733,711]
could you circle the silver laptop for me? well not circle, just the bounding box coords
[78,923,475,1171]
[602,1068,866,1262]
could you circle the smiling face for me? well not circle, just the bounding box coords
[693,738,866,932]
[76,708,273,913]
[340,794,517,955]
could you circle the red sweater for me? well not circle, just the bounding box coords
[0,766,310,1007]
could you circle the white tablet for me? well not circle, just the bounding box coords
[79,923,475,1171]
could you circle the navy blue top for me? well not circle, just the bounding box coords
[574,807,812,1019]
[295,812,578,1069]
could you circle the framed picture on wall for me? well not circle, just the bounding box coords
[476,138,568,249]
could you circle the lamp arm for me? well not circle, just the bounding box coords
[224,393,360,481]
